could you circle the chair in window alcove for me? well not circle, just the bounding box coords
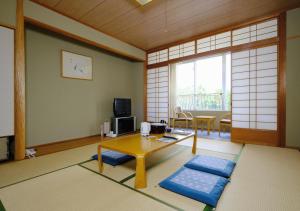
[219,113,231,136]
[172,106,193,129]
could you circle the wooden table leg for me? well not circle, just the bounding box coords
[192,119,197,154]
[213,119,216,132]
[207,119,211,135]
[135,155,147,189]
[173,118,175,129]
[97,145,103,173]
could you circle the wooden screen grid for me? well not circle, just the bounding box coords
[147,18,278,66]
[147,49,168,65]
[147,66,169,123]
[232,19,277,46]
[231,45,278,130]
[169,41,195,60]
[197,31,231,53]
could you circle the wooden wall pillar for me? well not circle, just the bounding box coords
[15,0,26,160]
[278,12,286,147]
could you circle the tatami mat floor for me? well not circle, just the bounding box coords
[217,144,300,211]
[81,145,237,211]
[0,137,241,189]
[0,165,176,211]
[123,147,237,211]
[178,138,242,155]
[0,143,99,188]
[0,138,299,211]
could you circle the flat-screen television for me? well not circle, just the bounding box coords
[113,98,131,117]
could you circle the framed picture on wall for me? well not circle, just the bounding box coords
[61,50,93,80]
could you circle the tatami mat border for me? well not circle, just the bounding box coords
[0,159,93,189]
[78,164,183,211]
[0,200,5,211]
[119,145,188,184]
[234,144,245,162]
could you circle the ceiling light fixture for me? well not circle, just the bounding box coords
[136,0,153,6]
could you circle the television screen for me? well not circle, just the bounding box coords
[113,98,131,117]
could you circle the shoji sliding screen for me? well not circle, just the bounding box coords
[231,45,278,144]
[147,66,169,123]
[232,19,278,46]
[145,16,283,146]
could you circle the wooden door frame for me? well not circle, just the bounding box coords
[278,12,286,147]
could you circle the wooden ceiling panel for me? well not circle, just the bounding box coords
[105,0,204,37]
[33,0,61,7]
[79,0,140,29]
[115,0,300,48]
[100,0,194,36]
[30,0,300,50]
[115,0,231,46]
[54,0,106,20]
[114,0,257,48]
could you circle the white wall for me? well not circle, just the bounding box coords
[0,0,16,27]
[286,7,300,148]
[0,26,14,136]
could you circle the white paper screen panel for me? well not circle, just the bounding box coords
[232,19,277,46]
[147,66,169,123]
[197,31,231,53]
[147,49,168,65]
[169,41,195,60]
[232,45,277,130]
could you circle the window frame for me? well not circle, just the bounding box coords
[175,52,231,112]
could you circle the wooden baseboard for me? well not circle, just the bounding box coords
[30,132,139,156]
[231,128,279,146]
[30,135,102,156]
[285,146,300,151]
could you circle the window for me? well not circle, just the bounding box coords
[175,53,231,111]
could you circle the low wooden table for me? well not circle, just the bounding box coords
[194,115,216,135]
[97,133,196,189]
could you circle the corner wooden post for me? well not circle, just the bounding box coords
[278,12,286,147]
[15,0,26,160]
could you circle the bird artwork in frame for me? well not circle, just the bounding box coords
[61,50,93,80]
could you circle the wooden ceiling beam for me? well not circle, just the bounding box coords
[24,17,145,62]
[29,0,146,51]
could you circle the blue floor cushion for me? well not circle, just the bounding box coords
[184,155,236,178]
[91,150,134,166]
[159,167,228,207]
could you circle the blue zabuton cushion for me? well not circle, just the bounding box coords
[159,167,228,207]
[91,150,134,166]
[184,155,236,178]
